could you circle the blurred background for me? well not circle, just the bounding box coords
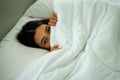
[0,0,36,41]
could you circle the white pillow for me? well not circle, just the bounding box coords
[24,0,54,18]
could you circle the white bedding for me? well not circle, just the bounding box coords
[15,0,120,80]
[0,0,120,80]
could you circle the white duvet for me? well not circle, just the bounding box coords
[15,0,120,80]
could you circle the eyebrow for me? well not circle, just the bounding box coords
[41,36,45,45]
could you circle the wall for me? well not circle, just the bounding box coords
[0,0,36,41]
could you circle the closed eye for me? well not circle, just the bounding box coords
[44,37,48,45]
[44,39,47,44]
[41,37,45,45]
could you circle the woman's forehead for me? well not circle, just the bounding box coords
[37,24,46,30]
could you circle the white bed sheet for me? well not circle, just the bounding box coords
[0,0,53,79]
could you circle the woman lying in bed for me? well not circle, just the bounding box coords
[17,12,59,51]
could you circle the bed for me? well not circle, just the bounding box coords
[0,0,120,80]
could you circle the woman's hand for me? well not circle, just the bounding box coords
[50,44,60,51]
[48,12,57,26]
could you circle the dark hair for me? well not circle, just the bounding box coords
[17,19,49,48]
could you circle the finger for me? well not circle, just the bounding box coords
[48,22,56,26]
[50,16,57,21]
[53,14,57,18]
[51,17,57,21]
[50,12,57,18]
[53,12,57,17]
[53,44,59,48]
[50,47,59,52]
[50,20,57,23]
[48,20,57,25]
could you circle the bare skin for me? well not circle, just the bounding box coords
[34,24,51,50]
[34,12,60,51]
[48,12,58,26]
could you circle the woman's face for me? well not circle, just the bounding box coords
[34,24,50,50]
